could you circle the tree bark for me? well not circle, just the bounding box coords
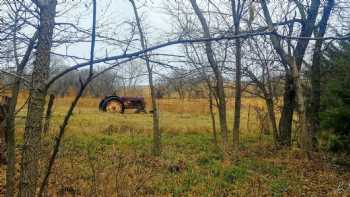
[278,74,295,146]
[290,59,311,152]
[4,97,16,197]
[232,37,241,161]
[231,0,244,162]
[38,1,96,195]
[5,28,37,197]
[129,0,161,156]
[5,70,22,197]
[190,0,228,149]
[265,63,279,146]
[43,94,55,133]
[41,94,55,197]
[19,1,57,196]
[293,0,321,152]
[208,80,217,145]
[260,0,295,146]
[260,0,322,149]
[265,94,278,146]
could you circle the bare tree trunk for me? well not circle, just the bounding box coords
[129,0,161,156]
[41,94,55,197]
[260,0,295,147]
[189,0,228,151]
[4,6,35,196]
[208,82,217,145]
[0,98,10,165]
[20,1,57,196]
[265,64,279,146]
[291,60,311,153]
[5,78,21,197]
[290,0,321,152]
[247,104,251,133]
[43,94,55,133]
[265,94,278,146]
[1,97,13,196]
[216,79,228,147]
[245,70,280,146]
[38,1,96,195]
[231,0,245,161]
[150,72,161,156]
[5,10,20,197]
[5,29,37,197]
[260,0,322,149]
[4,97,16,197]
[278,74,295,146]
[232,37,241,161]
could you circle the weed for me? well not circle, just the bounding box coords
[270,179,289,196]
[223,166,248,183]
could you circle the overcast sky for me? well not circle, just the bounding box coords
[55,0,178,62]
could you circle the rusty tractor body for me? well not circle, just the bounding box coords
[99,95,146,113]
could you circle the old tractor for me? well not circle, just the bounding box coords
[99,96,147,113]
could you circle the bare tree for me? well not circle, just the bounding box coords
[259,0,334,153]
[0,1,40,196]
[19,0,57,195]
[189,0,229,155]
[231,0,247,161]
[244,36,280,146]
[129,0,161,156]
[38,0,97,195]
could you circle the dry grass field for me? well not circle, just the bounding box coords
[0,96,349,196]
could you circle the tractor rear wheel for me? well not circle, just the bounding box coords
[105,100,124,113]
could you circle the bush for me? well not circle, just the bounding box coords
[320,40,350,152]
[317,131,350,152]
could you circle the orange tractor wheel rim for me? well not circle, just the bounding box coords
[106,101,122,112]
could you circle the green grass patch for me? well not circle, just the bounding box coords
[270,179,289,196]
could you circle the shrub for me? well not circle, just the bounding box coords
[320,40,350,152]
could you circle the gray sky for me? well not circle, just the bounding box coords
[51,0,185,85]
[55,0,177,62]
